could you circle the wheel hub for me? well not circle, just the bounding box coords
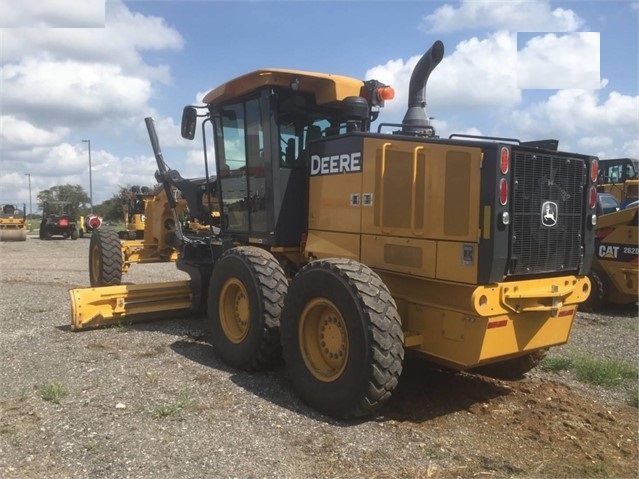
[299,298,348,382]
[219,278,250,343]
[320,315,346,360]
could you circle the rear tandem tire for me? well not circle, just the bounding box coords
[89,228,123,286]
[208,246,288,371]
[281,258,404,419]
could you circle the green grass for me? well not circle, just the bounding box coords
[0,425,20,447]
[541,354,638,387]
[539,356,573,373]
[152,389,196,419]
[542,354,638,407]
[573,357,637,387]
[112,320,133,332]
[38,380,68,404]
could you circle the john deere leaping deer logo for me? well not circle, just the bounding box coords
[541,201,558,227]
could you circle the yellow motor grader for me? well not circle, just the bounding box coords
[88,183,220,287]
[71,40,599,419]
[0,204,28,241]
[118,185,155,240]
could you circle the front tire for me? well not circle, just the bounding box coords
[208,247,287,371]
[89,228,123,286]
[281,258,404,419]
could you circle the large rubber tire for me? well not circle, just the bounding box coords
[208,246,287,371]
[89,228,123,286]
[281,258,404,419]
[470,349,548,380]
[582,270,605,312]
[71,228,79,240]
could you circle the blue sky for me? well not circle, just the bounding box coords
[1,0,637,210]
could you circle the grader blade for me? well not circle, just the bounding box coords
[70,280,195,331]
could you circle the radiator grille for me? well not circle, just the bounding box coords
[509,150,585,276]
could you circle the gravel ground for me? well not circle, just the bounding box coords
[1,235,637,479]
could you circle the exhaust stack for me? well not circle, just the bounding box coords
[402,40,444,135]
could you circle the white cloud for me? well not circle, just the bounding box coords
[578,136,613,150]
[619,139,639,158]
[421,0,585,33]
[1,60,152,128]
[0,116,69,151]
[0,2,182,80]
[0,0,105,27]
[0,0,185,204]
[517,32,600,89]
[366,26,635,161]
[510,87,639,157]
[93,152,158,195]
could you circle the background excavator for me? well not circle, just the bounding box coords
[71,40,599,419]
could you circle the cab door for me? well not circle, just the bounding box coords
[215,96,269,239]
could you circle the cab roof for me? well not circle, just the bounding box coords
[202,68,366,106]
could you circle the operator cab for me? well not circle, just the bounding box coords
[182,69,393,248]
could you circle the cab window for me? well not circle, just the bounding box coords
[218,97,267,233]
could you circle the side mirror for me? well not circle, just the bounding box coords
[181,106,198,140]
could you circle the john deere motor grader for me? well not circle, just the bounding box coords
[71,40,599,419]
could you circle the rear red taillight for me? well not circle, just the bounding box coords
[59,218,69,227]
[487,319,508,329]
[500,147,509,174]
[499,178,508,205]
[590,159,598,183]
[589,186,597,209]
